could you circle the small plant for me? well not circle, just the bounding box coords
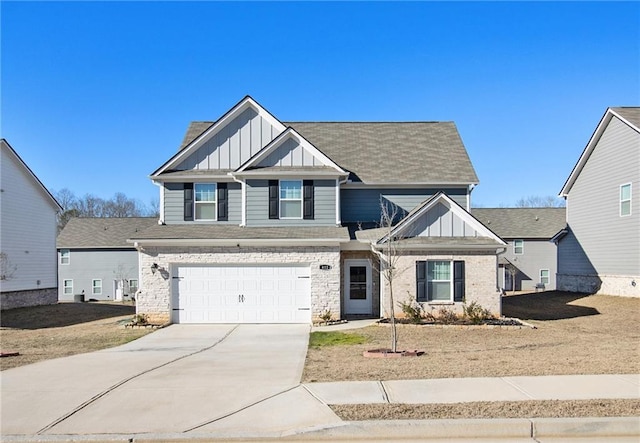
[398,294,423,324]
[463,301,494,324]
[131,314,148,325]
[319,309,333,323]
[437,306,458,325]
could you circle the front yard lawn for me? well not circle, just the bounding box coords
[0,302,152,370]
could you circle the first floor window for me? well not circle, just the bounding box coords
[417,260,465,302]
[540,269,550,285]
[280,180,302,218]
[92,279,102,295]
[128,279,138,293]
[60,249,70,265]
[514,239,524,255]
[195,183,217,220]
[620,183,631,216]
[63,279,73,295]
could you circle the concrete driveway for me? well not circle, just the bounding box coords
[1,324,341,438]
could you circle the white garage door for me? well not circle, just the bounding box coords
[172,265,311,324]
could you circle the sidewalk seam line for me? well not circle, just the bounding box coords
[500,377,536,400]
[379,381,390,403]
[35,324,240,435]
[301,383,329,405]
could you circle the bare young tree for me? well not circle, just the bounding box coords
[505,263,518,293]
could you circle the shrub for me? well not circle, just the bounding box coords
[463,301,493,324]
[437,306,458,324]
[398,295,423,324]
[132,314,148,325]
[319,309,333,323]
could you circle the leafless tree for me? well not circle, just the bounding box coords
[505,263,518,293]
[0,252,17,281]
[515,195,566,208]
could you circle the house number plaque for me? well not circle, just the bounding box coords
[319,264,332,270]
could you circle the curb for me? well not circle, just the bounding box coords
[2,417,638,442]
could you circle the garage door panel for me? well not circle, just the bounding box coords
[173,265,311,324]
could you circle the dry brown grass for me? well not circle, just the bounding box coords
[0,302,151,370]
[331,399,640,420]
[303,292,640,382]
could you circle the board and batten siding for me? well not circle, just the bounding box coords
[175,108,280,171]
[564,116,640,276]
[246,179,336,226]
[58,249,140,301]
[341,188,468,223]
[405,202,480,237]
[0,146,58,293]
[257,138,322,167]
[163,182,242,224]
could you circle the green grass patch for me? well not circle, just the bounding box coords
[309,331,367,348]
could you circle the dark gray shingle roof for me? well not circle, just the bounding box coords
[470,208,566,239]
[57,218,158,248]
[130,224,350,241]
[611,107,640,129]
[177,121,479,185]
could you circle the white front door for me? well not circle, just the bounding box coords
[172,265,311,324]
[344,259,372,315]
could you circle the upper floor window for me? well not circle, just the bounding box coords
[280,180,302,219]
[195,183,217,220]
[514,239,524,255]
[60,249,70,265]
[620,183,632,217]
[92,279,102,295]
[128,279,138,294]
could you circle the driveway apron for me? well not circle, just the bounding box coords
[1,324,316,436]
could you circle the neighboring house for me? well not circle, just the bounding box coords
[472,208,566,292]
[556,107,640,297]
[57,217,157,301]
[1,139,62,309]
[130,96,506,324]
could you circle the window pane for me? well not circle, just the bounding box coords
[427,261,450,280]
[621,201,631,216]
[540,270,550,284]
[92,280,102,295]
[63,280,73,295]
[281,200,302,218]
[280,181,301,199]
[195,184,216,202]
[195,202,216,220]
[621,184,631,200]
[428,282,451,300]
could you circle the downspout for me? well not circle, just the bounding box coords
[152,180,165,224]
[369,242,386,319]
[336,175,349,226]
[495,246,507,316]
[229,173,246,227]
[133,241,144,316]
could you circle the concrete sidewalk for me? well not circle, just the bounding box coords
[304,374,640,405]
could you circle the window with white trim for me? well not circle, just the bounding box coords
[540,269,550,286]
[128,279,138,294]
[63,279,73,295]
[60,249,70,265]
[280,180,302,219]
[194,183,217,220]
[620,183,631,216]
[92,279,102,295]
[514,239,524,255]
[427,261,452,301]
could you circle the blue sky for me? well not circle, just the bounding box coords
[2,1,638,208]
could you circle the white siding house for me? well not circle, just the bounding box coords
[1,139,62,309]
[557,107,640,296]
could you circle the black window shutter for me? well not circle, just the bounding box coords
[268,180,279,219]
[217,183,228,221]
[303,180,314,220]
[416,261,427,302]
[453,260,465,302]
[184,183,194,221]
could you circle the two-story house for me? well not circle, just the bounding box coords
[1,139,62,309]
[472,208,566,292]
[57,217,157,302]
[555,107,639,296]
[130,96,506,324]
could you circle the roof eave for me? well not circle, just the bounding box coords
[128,238,346,247]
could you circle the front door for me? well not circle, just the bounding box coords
[344,259,372,315]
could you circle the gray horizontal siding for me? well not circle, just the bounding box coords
[246,179,336,226]
[501,239,558,291]
[58,249,139,301]
[341,188,468,223]
[565,116,640,276]
[163,182,242,225]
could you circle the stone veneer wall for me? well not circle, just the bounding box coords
[383,251,500,317]
[557,273,640,297]
[1,287,57,310]
[137,246,341,324]
[340,251,381,318]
